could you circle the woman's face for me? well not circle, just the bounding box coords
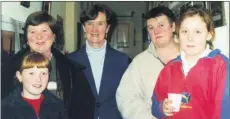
[84,12,110,47]
[146,15,175,48]
[27,22,55,54]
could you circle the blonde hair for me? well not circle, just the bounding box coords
[19,52,50,72]
[176,6,215,49]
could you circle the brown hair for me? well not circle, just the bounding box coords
[19,52,50,73]
[176,6,215,49]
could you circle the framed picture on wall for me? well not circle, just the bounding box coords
[207,2,225,28]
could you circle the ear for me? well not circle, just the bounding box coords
[16,71,22,83]
[172,22,176,33]
[82,25,86,32]
[207,32,212,41]
[106,25,111,33]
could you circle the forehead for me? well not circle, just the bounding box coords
[180,15,206,29]
[28,22,50,29]
[22,66,48,72]
[147,15,169,25]
[88,12,107,22]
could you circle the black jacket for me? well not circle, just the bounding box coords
[1,88,68,119]
[1,47,95,119]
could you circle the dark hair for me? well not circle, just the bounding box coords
[145,6,176,24]
[24,11,58,42]
[80,4,113,25]
[176,5,215,49]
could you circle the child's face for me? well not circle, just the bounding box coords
[179,15,212,57]
[16,66,49,99]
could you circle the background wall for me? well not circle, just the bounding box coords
[94,1,147,58]
[50,2,65,20]
[1,2,42,52]
[2,2,42,22]
[213,2,229,55]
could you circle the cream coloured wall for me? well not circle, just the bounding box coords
[50,2,80,52]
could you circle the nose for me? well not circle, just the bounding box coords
[35,74,42,82]
[188,32,194,41]
[154,27,161,34]
[35,32,43,40]
[92,27,98,33]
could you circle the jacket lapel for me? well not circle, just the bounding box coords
[80,45,98,97]
[98,45,112,100]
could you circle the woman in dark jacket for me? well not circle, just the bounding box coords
[1,11,95,119]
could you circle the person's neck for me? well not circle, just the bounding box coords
[30,49,52,60]
[184,49,207,64]
[155,41,180,63]
[88,41,105,49]
[21,92,41,100]
[42,51,52,60]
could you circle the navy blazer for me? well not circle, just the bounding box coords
[68,44,129,119]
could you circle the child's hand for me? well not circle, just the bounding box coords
[162,98,174,116]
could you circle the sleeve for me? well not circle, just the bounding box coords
[116,61,155,119]
[212,55,229,119]
[151,66,170,119]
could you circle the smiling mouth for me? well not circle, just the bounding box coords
[36,42,45,45]
[156,36,163,39]
[91,34,99,37]
[33,84,42,88]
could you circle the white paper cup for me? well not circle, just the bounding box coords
[168,93,182,112]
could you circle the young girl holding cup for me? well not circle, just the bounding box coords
[151,6,229,119]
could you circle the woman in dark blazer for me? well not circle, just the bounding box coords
[1,11,95,119]
[68,4,130,119]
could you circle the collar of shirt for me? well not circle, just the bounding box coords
[181,46,211,76]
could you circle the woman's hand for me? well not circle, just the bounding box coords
[162,98,174,116]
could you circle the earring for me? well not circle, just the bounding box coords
[105,33,108,39]
[174,34,179,43]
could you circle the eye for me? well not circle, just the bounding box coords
[159,24,164,27]
[98,22,105,26]
[148,26,154,31]
[196,30,201,34]
[41,72,48,76]
[42,29,48,32]
[29,72,34,75]
[181,30,188,34]
[29,30,35,34]
[86,22,93,26]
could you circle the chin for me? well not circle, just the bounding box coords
[185,51,198,56]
